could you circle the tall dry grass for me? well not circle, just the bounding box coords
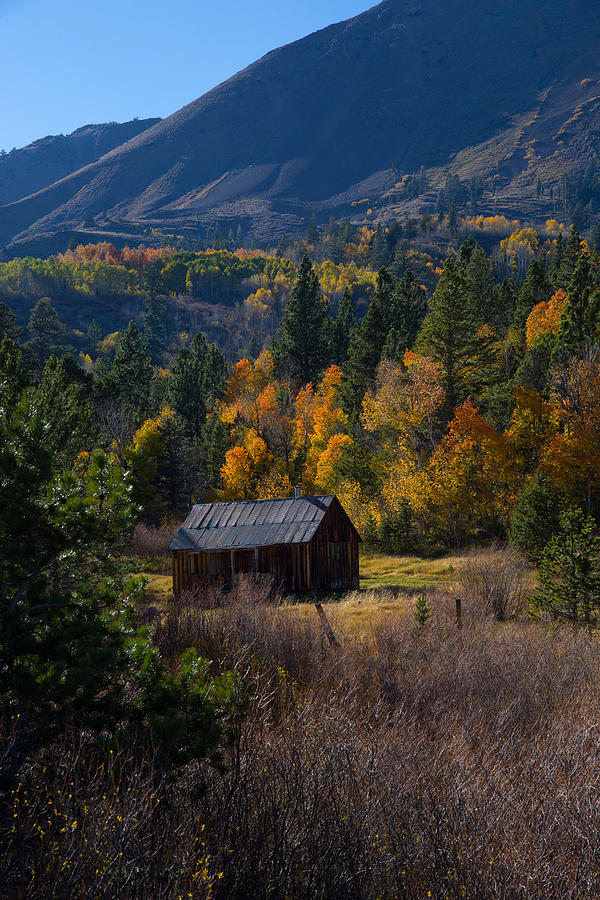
[4,589,600,898]
[457,544,531,620]
[126,522,178,560]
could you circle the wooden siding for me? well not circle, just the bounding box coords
[172,497,359,596]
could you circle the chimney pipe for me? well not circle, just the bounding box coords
[294,486,301,499]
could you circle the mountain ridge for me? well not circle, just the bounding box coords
[0,118,161,207]
[2,0,600,253]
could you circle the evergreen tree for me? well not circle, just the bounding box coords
[556,224,582,289]
[103,322,153,419]
[529,508,600,627]
[168,339,208,437]
[553,254,599,361]
[334,288,356,363]
[513,332,555,395]
[381,327,405,363]
[513,259,550,333]
[387,270,428,352]
[26,298,70,366]
[371,225,389,269]
[549,232,565,285]
[462,242,499,325]
[202,341,228,409]
[205,415,230,487]
[447,203,458,234]
[342,270,392,418]
[143,294,167,363]
[496,279,517,332]
[0,403,235,775]
[29,356,95,470]
[510,472,566,563]
[0,400,137,764]
[306,214,318,245]
[86,319,103,356]
[0,337,30,417]
[273,255,332,383]
[247,333,261,361]
[415,257,493,416]
[0,302,22,342]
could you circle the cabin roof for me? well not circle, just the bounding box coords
[169,495,358,552]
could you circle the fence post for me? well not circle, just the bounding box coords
[314,603,339,648]
[455,597,462,629]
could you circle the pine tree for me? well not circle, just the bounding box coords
[556,224,582,289]
[553,254,598,361]
[371,225,389,269]
[0,336,29,416]
[0,302,22,342]
[168,334,227,438]
[247,333,261,361]
[529,508,600,626]
[415,257,492,416]
[205,414,230,487]
[496,279,517,332]
[273,255,332,383]
[510,471,566,562]
[447,203,458,234]
[201,342,228,409]
[334,288,356,363]
[513,259,550,333]
[0,405,235,773]
[462,242,498,325]
[26,298,70,366]
[169,343,207,438]
[549,232,565,285]
[306,214,318,245]
[143,294,167,363]
[104,322,153,419]
[29,356,95,470]
[342,270,392,418]
[387,270,428,351]
[86,319,103,356]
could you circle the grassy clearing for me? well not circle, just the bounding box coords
[133,549,534,632]
[134,571,173,609]
[359,551,459,591]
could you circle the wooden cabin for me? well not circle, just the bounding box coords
[169,494,361,595]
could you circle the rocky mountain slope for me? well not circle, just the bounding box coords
[1,0,600,253]
[0,119,160,206]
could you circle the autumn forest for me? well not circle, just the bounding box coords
[4,210,600,897]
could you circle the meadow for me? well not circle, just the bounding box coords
[7,545,600,899]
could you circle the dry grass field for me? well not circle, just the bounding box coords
[7,560,600,899]
[135,548,535,633]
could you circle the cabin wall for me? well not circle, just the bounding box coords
[172,499,360,596]
[311,499,360,591]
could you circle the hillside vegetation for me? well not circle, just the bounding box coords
[4,217,600,896]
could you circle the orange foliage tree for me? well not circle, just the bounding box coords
[392,401,515,546]
[525,289,567,348]
[542,354,600,514]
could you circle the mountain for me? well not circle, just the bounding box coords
[2,0,600,253]
[0,119,161,206]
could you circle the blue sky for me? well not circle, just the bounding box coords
[1,0,373,151]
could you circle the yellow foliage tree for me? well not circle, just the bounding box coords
[221,446,254,500]
[505,385,560,472]
[401,401,515,545]
[525,289,567,348]
[362,352,444,467]
[126,406,178,511]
